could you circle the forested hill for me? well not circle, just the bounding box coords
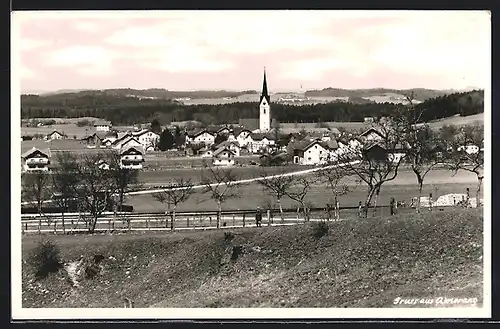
[305,88,455,101]
[21,89,484,126]
[32,89,258,99]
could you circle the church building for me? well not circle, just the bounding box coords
[259,68,271,132]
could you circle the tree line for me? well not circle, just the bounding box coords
[21,90,483,126]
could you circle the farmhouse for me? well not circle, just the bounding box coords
[94,120,112,132]
[119,145,145,170]
[228,128,253,147]
[188,130,216,146]
[81,132,108,145]
[132,129,160,151]
[114,136,142,151]
[212,147,236,166]
[359,127,385,142]
[248,133,276,153]
[214,140,241,156]
[292,140,331,165]
[362,142,407,164]
[21,147,51,172]
[46,130,64,140]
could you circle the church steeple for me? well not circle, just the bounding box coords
[260,67,270,104]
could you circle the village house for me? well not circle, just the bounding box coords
[113,136,143,151]
[359,127,385,142]
[187,130,216,146]
[21,147,51,172]
[214,140,241,157]
[212,147,236,166]
[292,140,332,166]
[94,120,112,132]
[46,130,65,140]
[227,128,253,147]
[81,132,108,146]
[248,133,276,153]
[132,129,160,151]
[362,141,407,164]
[119,145,145,170]
[200,147,214,158]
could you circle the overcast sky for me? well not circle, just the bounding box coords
[14,10,490,93]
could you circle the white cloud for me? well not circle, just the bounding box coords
[72,21,101,33]
[43,46,118,68]
[20,39,53,51]
[20,66,37,79]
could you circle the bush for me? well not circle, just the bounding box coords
[29,240,63,279]
[312,221,330,238]
[224,231,234,242]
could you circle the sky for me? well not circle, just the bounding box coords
[13,10,491,93]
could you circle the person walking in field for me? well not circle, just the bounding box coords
[255,207,263,227]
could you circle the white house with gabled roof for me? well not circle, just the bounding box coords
[120,145,145,170]
[21,147,51,172]
[212,147,236,166]
[94,120,112,132]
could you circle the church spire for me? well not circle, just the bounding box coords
[260,67,270,104]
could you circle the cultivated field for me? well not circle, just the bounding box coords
[21,208,483,308]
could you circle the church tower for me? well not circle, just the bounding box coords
[259,68,271,132]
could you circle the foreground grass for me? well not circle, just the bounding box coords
[22,208,483,308]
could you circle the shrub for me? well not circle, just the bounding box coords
[224,231,234,242]
[313,221,330,238]
[29,240,63,279]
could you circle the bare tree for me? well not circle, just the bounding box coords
[445,125,484,208]
[257,170,294,222]
[22,171,50,229]
[316,165,352,220]
[338,120,406,218]
[153,178,194,230]
[404,125,444,213]
[284,176,315,221]
[200,167,240,229]
[107,152,141,212]
[74,153,117,233]
[50,151,80,234]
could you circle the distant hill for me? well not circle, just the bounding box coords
[305,88,456,102]
[37,88,258,99]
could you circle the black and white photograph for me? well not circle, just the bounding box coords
[11,10,491,319]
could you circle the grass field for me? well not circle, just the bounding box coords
[127,168,480,212]
[21,208,483,308]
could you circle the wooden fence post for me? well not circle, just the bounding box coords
[267,210,271,227]
[242,213,246,227]
[53,221,57,234]
[146,218,149,230]
[187,216,190,228]
[232,214,235,227]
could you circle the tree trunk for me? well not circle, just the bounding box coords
[416,180,423,214]
[476,175,483,208]
[61,211,66,234]
[171,205,176,231]
[372,188,380,217]
[90,214,98,233]
[277,198,284,222]
[364,187,377,218]
[37,200,42,232]
[217,200,221,229]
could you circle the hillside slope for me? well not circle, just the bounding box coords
[22,209,483,308]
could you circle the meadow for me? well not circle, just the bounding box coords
[126,168,479,212]
[21,208,483,308]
